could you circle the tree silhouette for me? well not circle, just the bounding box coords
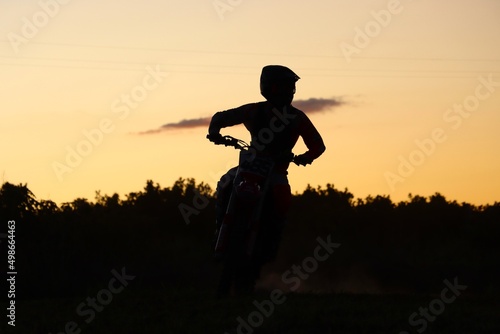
[0,179,499,298]
[0,182,38,220]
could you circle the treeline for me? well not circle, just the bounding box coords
[1,180,499,299]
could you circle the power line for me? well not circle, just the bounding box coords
[1,40,499,63]
[0,54,258,70]
[1,60,497,78]
[1,56,498,77]
[1,53,499,72]
[1,43,498,78]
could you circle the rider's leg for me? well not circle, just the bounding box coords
[258,178,292,264]
[249,173,292,290]
[267,180,292,261]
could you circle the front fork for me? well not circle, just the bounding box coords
[214,177,270,259]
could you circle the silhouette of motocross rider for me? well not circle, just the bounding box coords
[207,65,326,293]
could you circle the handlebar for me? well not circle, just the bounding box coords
[206,134,248,150]
[207,134,298,164]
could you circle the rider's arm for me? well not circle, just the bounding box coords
[208,103,257,136]
[297,112,326,162]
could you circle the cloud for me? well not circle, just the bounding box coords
[137,117,211,134]
[138,97,344,134]
[293,97,344,114]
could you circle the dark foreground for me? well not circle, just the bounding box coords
[2,288,498,334]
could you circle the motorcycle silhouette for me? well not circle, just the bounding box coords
[208,134,297,296]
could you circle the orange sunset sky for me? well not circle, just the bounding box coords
[1,0,500,205]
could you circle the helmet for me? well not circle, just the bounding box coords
[260,65,300,100]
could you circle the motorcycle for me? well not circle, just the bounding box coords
[207,134,296,296]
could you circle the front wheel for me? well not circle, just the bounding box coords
[216,210,259,297]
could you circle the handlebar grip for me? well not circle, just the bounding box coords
[207,134,239,148]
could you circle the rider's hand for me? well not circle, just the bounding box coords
[207,133,225,144]
[294,153,313,166]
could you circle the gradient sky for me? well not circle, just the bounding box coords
[1,0,499,205]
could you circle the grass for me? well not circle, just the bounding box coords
[3,286,499,334]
